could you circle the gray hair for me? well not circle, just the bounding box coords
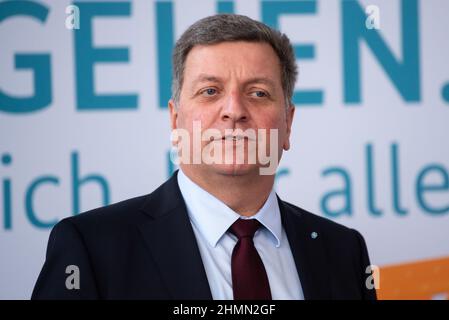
[171,14,297,107]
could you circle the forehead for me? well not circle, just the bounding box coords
[183,41,282,85]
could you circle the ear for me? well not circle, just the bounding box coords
[168,99,178,130]
[282,104,295,151]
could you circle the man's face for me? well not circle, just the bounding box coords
[169,41,294,178]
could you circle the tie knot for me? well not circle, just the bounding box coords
[230,219,261,239]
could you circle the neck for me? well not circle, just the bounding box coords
[180,166,275,216]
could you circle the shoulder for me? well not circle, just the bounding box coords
[58,193,150,233]
[280,200,365,244]
[49,173,182,245]
[280,200,376,300]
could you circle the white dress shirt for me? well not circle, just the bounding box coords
[177,169,304,300]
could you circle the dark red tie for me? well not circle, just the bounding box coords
[229,219,272,300]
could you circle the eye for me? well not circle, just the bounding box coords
[251,90,268,98]
[201,88,218,96]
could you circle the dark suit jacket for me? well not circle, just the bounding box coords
[32,171,377,300]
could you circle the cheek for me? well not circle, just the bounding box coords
[177,108,218,137]
[257,111,286,130]
[177,107,196,128]
[265,113,289,144]
[189,108,218,127]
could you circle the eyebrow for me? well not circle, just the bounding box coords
[191,74,277,89]
[191,74,224,88]
[243,77,277,89]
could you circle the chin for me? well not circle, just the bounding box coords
[209,163,259,177]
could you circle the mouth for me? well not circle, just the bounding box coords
[206,130,257,143]
[222,135,247,141]
[208,135,251,142]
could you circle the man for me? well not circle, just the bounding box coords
[32,14,377,300]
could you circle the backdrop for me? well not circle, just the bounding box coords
[1,0,448,299]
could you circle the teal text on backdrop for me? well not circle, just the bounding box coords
[0,0,428,114]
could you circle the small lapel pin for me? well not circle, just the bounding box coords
[311,232,318,239]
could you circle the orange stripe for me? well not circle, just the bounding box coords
[376,256,449,300]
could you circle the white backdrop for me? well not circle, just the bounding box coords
[1,0,448,299]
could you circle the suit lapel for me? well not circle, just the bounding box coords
[278,198,331,300]
[138,172,212,299]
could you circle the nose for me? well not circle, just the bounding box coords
[221,91,249,124]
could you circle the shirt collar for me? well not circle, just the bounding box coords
[177,169,282,248]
